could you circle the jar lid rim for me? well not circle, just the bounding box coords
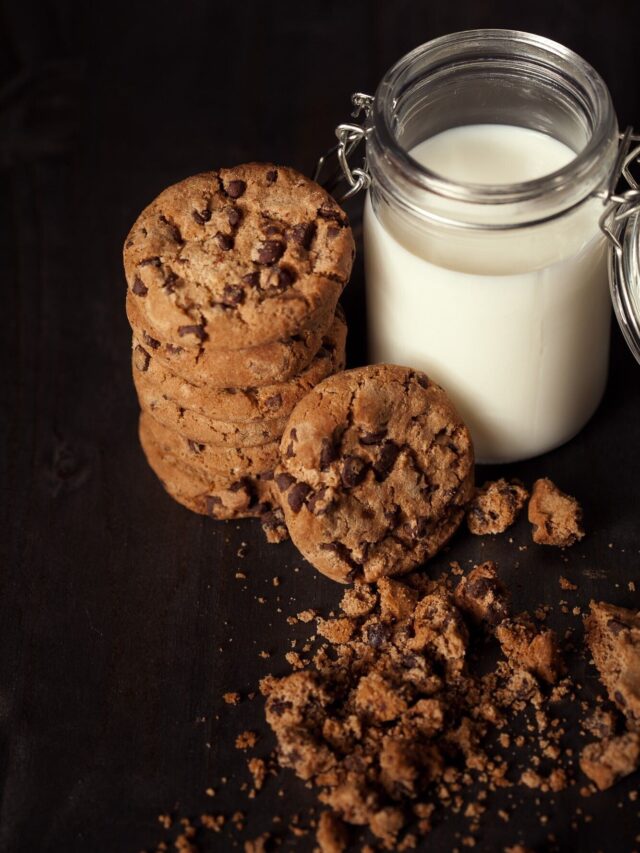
[372,29,618,207]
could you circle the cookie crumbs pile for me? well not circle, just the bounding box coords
[124,164,353,534]
[259,562,640,851]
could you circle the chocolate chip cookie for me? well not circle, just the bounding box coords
[137,386,287,447]
[127,292,332,388]
[274,365,475,583]
[139,414,274,519]
[132,306,346,422]
[140,411,279,480]
[123,165,354,350]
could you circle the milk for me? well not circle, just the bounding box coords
[364,124,611,463]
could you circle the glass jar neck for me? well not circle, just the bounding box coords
[366,29,619,229]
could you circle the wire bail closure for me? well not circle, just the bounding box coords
[314,93,374,202]
[597,127,640,256]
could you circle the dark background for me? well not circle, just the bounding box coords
[2,1,640,851]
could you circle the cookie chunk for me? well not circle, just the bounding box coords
[139,414,274,519]
[496,615,565,684]
[132,307,346,423]
[528,478,584,547]
[260,507,289,544]
[453,561,510,627]
[580,732,640,790]
[585,601,640,726]
[124,165,354,350]
[274,365,474,583]
[128,293,332,388]
[466,479,528,535]
[139,412,280,480]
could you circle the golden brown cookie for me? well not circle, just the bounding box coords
[127,292,333,388]
[274,364,475,584]
[140,411,280,480]
[139,414,275,519]
[123,165,354,349]
[132,306,347,423]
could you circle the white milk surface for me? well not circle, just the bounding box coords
[365,124,611,463]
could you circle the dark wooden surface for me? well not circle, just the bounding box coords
[2,1,640,851]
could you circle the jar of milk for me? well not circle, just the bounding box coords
[319,30,640,463]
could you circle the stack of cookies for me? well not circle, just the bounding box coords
[123,164,354,535]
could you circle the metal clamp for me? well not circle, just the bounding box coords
[597,127,640,255]
[314,93,374,202]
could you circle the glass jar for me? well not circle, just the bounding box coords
[325,30,640,463]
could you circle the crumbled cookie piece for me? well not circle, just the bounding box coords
[261,507,290,544]
[528,478,584,547]
[340,583,378,618]
[223,692,240,705]
[466,479,529,535]
[453,561,510,627]
[583,707,617,739]
[248,757,266,791]
[244,833,270,853]
[585,600,640,725]
[235,731,258,750]
[579,731,640,790]
[496,615,565,684]
[316,811,349,853]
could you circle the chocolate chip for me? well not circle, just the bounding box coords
[607,618,627,636]
[139,256,161,267]
[266,169,278,184]
[366,622,389,648]
[327,226,341,239]
[265,394,282,411]
[242,271,261,288]
[132,276,147,296]
[614,690,626,707]
[289,222,316,249]
[192,207,211,225]
[415,374,430,389]
[373,440,400,482]
[320,438,338,470]
[159,215,184,244]
[165,343,183,355]
[163,270,179,292]
[188,439,205,453]
[317,203,346,225]
[264,224,283,236]
[133,345,150,372]
[226,206,242,227]
[178,324,207,341]
[276,266,296,288]
[216,231,234,251]
[359,429,387,446]
[276,472,296,492]
[285,442,294,459]
[205,495,223,516]
[257,240,285,265]
[288,482,311,513]
[341,455,367,488]
[226,179,246,198]
[268,698,292,717]
[222,283,245,305]
[142,332,160,350]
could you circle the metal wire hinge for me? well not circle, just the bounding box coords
[597,127,640,256]
[314,93,374,202]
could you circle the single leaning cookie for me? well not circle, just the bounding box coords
[274,365,475,583]
[124,164,354,350]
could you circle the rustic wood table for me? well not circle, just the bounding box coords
[3,2,640,851]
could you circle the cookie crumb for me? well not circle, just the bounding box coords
[466,479,528,535]
[223,692,240,705]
